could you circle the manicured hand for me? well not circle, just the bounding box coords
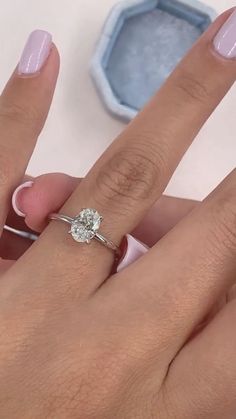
[1,9,236,418]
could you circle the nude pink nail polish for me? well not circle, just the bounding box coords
[117,234,149,272]
[18,30,52,75]
[214,9,236,59]
[12,181,34,217]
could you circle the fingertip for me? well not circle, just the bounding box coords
[116,234,149,273]
[50,42,60,70]
[12,173,79,232]
[12,181,34,217]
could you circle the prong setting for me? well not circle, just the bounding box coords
[49,210,119,254]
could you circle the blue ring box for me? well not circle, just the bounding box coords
[90,0,217,122]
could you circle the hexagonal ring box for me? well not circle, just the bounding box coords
[90,0,216,122]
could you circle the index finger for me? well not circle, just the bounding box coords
[0,31,60,233]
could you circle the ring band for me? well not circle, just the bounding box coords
[48,208,120,255]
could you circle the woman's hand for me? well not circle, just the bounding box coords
[1,9,236,418]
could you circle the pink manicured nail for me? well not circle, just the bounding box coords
[12,181,34,217]
[117,234,149,272]
[18,30,52,75]
[214,9,236,59]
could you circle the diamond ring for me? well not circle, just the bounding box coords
[49,208,120,255]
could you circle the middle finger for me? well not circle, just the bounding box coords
[16,9,236,292]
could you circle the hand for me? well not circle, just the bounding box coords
[2,171,197,261]
[1,10,236,418]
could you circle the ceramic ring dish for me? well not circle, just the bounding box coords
[90,0,216,122]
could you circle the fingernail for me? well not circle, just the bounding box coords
[18,30,52,75]
[213,9,236,58]
[12,181,34,217]
[117,234,149,273]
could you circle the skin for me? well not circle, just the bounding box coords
[2,172,198,260]
[1,8,236,418]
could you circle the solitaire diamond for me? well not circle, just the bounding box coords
[70,208,102,243]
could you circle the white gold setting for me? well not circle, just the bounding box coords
[49,208,120,255]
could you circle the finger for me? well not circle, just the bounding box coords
[9,174,197,268]
[2,175,38,261]
[4,174,33,232]
[11,173,198,238]
[133,195,198,247]
[32,9,236,290]
[10,172,198,271]
[1,175,36,261]
[163,300,236,418]
[0,30,60,233]
[65,8,236,238]
[1,173,77,260]
[11,173,79,232]
[117,197,198,271]
[107,169,236,360]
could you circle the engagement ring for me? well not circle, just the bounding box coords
[49,208,120,255]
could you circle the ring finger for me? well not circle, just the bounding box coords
[19,9,236,292]
[5,173,197,259]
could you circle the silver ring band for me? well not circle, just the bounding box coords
[49,209,120,255]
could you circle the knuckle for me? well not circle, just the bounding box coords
[175,70,210,104]
[95,139,168,209]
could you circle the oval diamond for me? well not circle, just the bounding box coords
[70,223,95,243]
[77,209,101,232]
[70,208,102,243]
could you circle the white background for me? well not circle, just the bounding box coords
[0,0,235,200]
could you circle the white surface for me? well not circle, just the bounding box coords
[0,0,235,200]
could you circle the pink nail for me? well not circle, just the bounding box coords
[18,30,52,75]
[12,181,33,217]
[117,234,149,272]
[214,9,236,59]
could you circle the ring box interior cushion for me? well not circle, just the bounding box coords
[90,0,216,121]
